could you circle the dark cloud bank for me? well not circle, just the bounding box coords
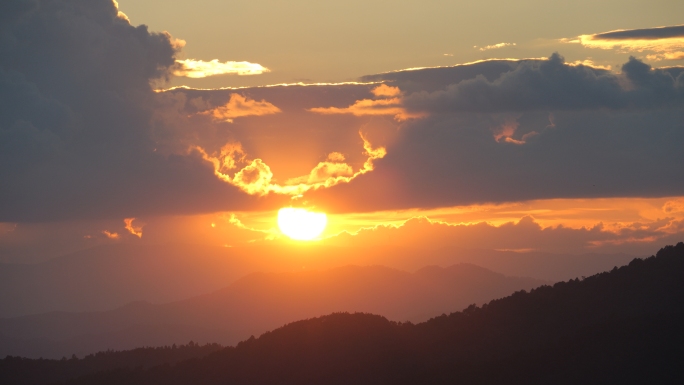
[310,54,684,212]
[591,24,684,40]
[403,53,683,112]
[1,0,683,221]
[0,0,258,222]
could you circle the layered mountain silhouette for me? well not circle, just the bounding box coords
[0,241,634,318]
[0,264,545,358]
[4,242,682,385]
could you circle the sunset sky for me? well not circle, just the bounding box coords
[1,0,683,264]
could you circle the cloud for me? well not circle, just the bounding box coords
[309,85,423,121]
[0,0,263,222]
[309,97,411,120]
[231,159,276,195]
[173,59,270,78]
[589,25,684,41]
[199,93,281,122]
[306,55,684,212]
[149,81,397,203]
[371,84,402,97]
[102,230,120,240]
[150,55,684,214]
[568,60,612,71]
[326,152,346,162]
[663,199,684,214]
[194,132,387,197]
[361,60,520,93]
[288,161,354,185]
[492,118,538,145]
[3,1,683,225]
[569,25,684,61]
[124,217,143,238]
[403,54,683,113]
[322,214,684,264]
[475,42,516,51]
[646,52,684,61]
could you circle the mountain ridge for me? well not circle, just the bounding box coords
[63,242,684,385]
[0,241,636,318]
[0,263,545,358]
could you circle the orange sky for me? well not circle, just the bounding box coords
[1,0,683,267]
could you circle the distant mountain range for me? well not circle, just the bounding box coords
[0,242,636,318]
[3,242,682,385]
[0,263,545,359]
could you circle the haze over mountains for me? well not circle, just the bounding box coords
[0,263,545,358]
[0,241,636,318]
[60,243,684,385]
[3,242,681,385]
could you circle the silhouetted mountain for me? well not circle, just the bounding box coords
[51,242,684,385]
[0,241,635,318]
[0,341,222,385]
[0,264,544,358]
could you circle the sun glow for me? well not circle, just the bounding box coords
[277,208,328,241]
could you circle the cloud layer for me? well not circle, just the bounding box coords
[403,53,683,112]
[308,55,684,212]
[2,3,683,224]
[571,24,684,61]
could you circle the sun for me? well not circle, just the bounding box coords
[277,208,327,241]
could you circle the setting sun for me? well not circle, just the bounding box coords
[277,208,327,241]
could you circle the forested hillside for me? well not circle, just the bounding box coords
[0,342,222,385]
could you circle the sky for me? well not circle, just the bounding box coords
[1,0,684,264]
[118,0,684,88]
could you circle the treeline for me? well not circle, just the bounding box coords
[0,342,222,385]
[6,243,684,384]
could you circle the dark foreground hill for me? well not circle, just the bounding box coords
[0,342,222,385]
[24,242,684,385]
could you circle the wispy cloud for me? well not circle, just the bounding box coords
[287,155,355,185]
[102,230,120,240]
[173,59,270,78]
[309,85,423,121]
[199,93,281,122]
[568,59,612,70]
[492,118,539,145]
[475,42,516,51]
[124,218,143,238]
[193,132,386,197]
[663,198,684,214]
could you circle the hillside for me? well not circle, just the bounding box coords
[55,242,684,385]
[0,342,222,385]
[0,264,545,358]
